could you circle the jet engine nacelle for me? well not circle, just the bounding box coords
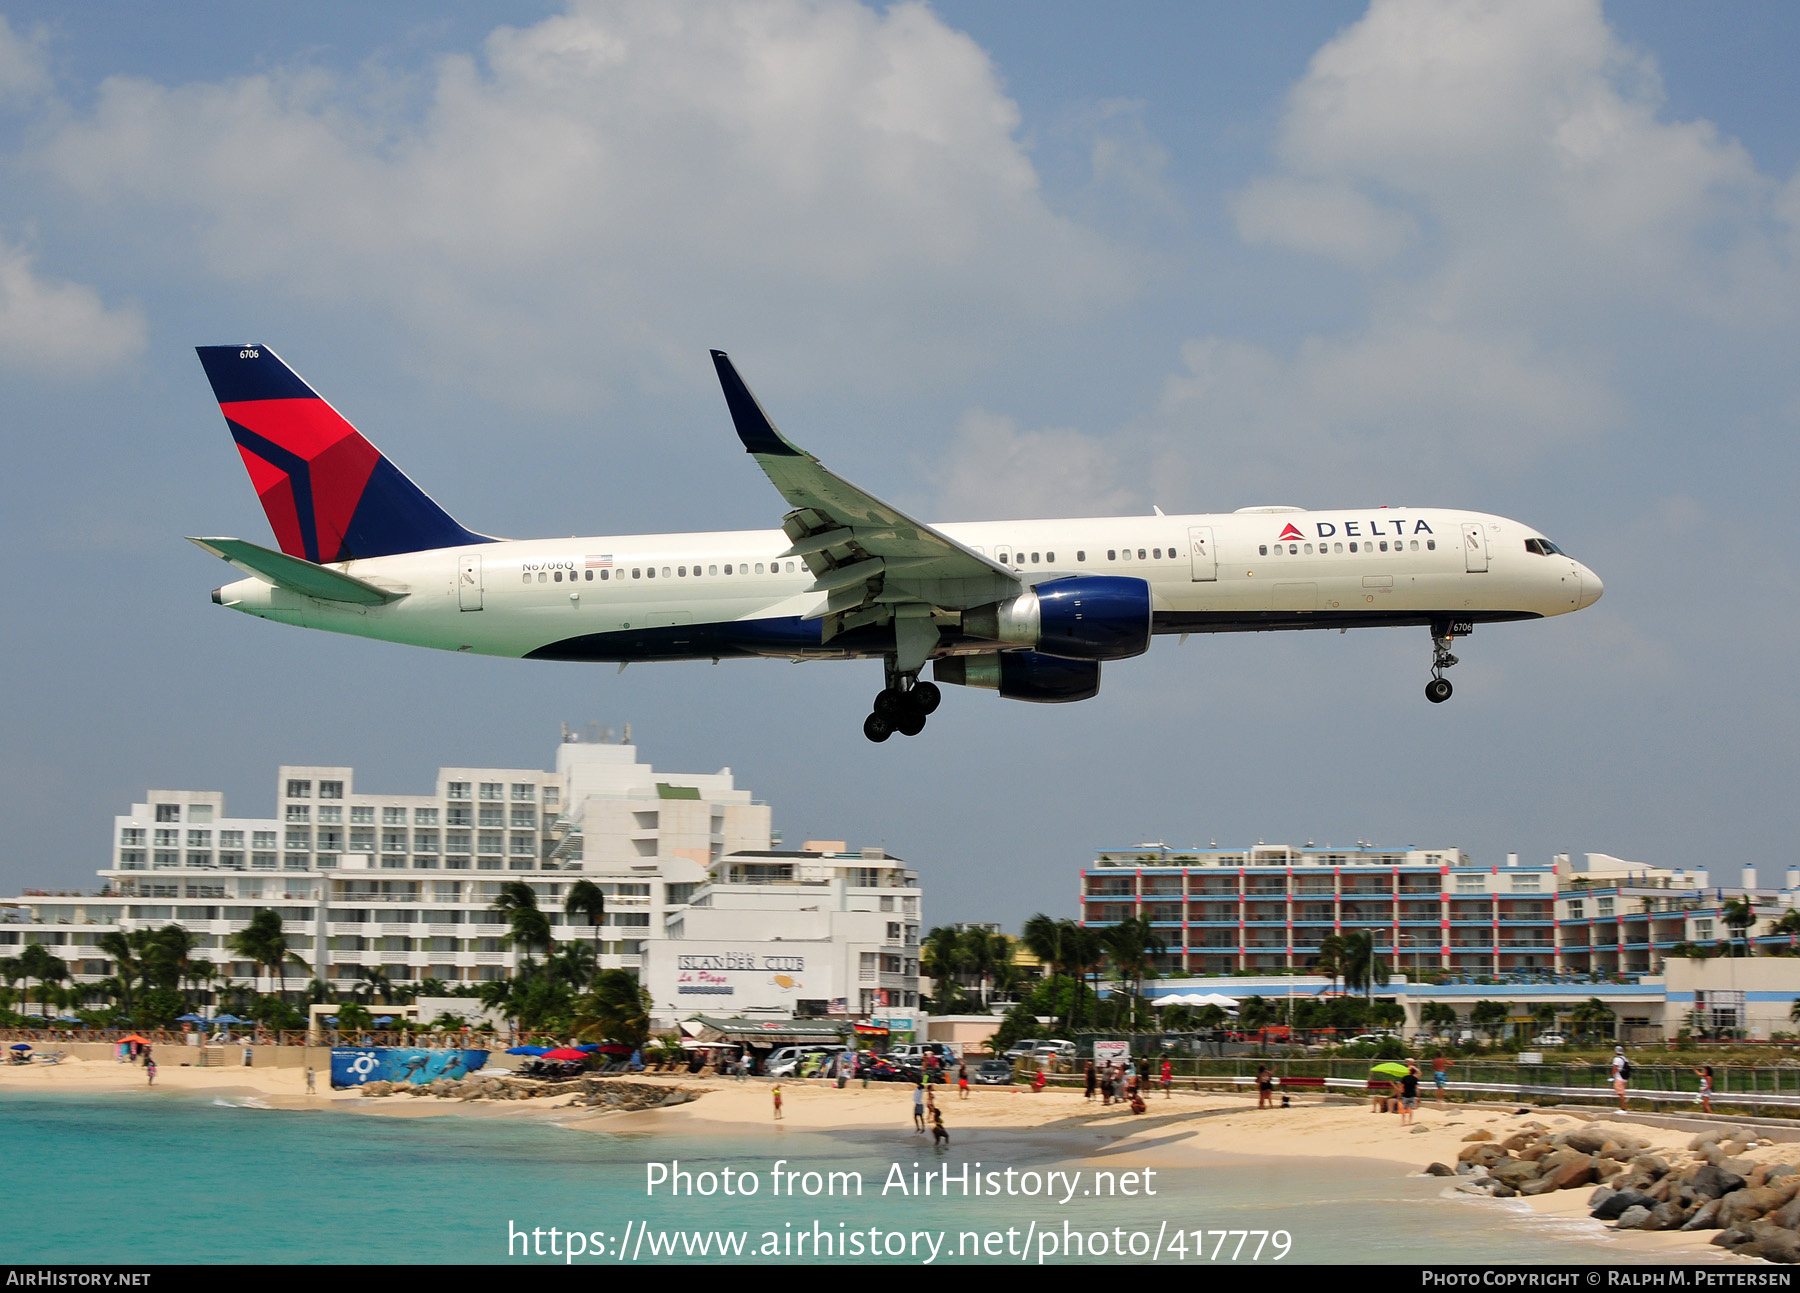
[933,652,1100,703]
[960,575,1152,661]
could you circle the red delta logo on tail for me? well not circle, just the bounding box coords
[1276,523,1305,542]
[195,345,491,564]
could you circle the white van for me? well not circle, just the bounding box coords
[764,1044,848,1077]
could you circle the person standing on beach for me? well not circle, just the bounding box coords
[1696,1065,1714,1114]
[1084,1061,1097,1101]
[1399,1061,1420,1126]
[1160,1058,1173,1100]
[913,1082,926,1132]
[305,1066,316,1094]
[1431,1054,1451,1105]
[772,1083,783,1119]
[1612,1047,1630,1109]
[957,1062,968,1100]
[1256,1065,1274,1109]
[145,1056,156,1087]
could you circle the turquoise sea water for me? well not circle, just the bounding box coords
[0,1093,1725,1264]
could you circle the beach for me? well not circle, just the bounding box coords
[0,1054,1765,1264]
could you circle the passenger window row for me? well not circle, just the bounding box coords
[1258,539,1436,556]
[521,561,800,585]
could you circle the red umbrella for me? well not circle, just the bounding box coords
[541,1048,588,1062]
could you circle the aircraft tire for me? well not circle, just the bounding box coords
[911,681,941,715]
[1425,678,1453,704]
[873,687,907,721]
[896,709,927,737]
[864,713,894,742]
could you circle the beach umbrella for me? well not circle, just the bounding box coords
[9,1043,30,1051]
[55,1014,79,1022]
[374,1016,394,1025]
[1195,993,1239,1008]
[118,1034,150,1044]
[541,1048,588,1062]
[574,1044,602,1052]
[506,1045,549,1056]
[177,1013,206,1023]
[211,1014,243,1025]
[1370,1062,1410,1078]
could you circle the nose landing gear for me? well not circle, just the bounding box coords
[1425,621,1469,703]
[864,675,941,741]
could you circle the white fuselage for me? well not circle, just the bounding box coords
[212,506,1601,663]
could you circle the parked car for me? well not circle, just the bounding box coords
[859,1055,910,1082]
[972,1059,1015,1086]
[889,1042,958,1070]
[1002,1042,1038,1061]
[1531,1033,1568,1047]
[765,1044,847,1077]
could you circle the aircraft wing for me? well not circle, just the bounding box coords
[188,536,406,605]
[710,350,1018,639]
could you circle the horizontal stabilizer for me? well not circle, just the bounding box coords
[188,536,406,605]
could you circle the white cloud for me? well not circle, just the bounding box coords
[1232,176,1415,268]
[0,16,50,107]
[927,408,1138,521]
[38,0,1133,409]
[0,237,146,376]
[1152,0,1800,504]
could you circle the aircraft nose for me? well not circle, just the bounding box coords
[1577,564,1603,608]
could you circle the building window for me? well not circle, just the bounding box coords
[511,783,535,801]
[156,803,182,822]
[285,781,311,800]
[1597,897,1615,917]
[447,782,470,800]
[1510,874,1541,892]
[1695,918,1713,940]
[542,788,559,808]
[350,806,375,824]
[510,806,536,828]
[1566,900,1585,920]
[318,780,343,799]
[286,805,310,823]
[1454,874,1484,893]
[415,808,439,826]
[383,807,408,825]
[479,782,503,801]
[479,806,504,827]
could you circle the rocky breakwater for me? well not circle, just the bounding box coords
[357,1075,701,1110]
[1425,1122,1800,1262]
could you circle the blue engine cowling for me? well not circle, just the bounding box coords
[933,652,1100,703]
[960,575,1152,662]
[1034,575,1152,660]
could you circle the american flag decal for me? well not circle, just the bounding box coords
[586,554,612,568]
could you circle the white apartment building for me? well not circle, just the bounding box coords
[0,735,920,1014]
[643,847,922,1024]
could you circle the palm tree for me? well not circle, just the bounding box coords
[1067,923,1106,1031]
[1721,897,1757,957]
[1570,996,1616,1043]
[1100,916,1165,1030]
[1421,1002,1458,1037]
[353,966,395,1005]
[491,880,554,967]
[1021,914,1073,1026]
[1314,934,1346,996]
[0,956,22,1010]
[18,944,66,1018]
[153,925,201,1004]
[95,932,140,1013]
[547,940,599,990]
[1470,999,1509,1041]
[227,910,308,996]
[573,968,651,1048]
[1531,1002,1558,1037]
[563,880,607,953]
[1341,931,1387,1004]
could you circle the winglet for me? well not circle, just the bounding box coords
[710,350,802,457]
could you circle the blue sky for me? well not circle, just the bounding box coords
[1,2,1797,926]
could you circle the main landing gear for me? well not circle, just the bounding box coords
[1425,622,1466,704]
[863,677,941,742]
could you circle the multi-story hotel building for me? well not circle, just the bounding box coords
[0,735,920,1016]
[1080,844,1800,979]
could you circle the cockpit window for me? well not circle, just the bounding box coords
[1523,538,1566,556]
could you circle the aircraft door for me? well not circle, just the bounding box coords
[458,552,484,610]
[1187,526,1217,582]
[1461,523,1489,573]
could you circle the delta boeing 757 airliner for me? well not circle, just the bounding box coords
[190,345,1601,741]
